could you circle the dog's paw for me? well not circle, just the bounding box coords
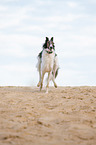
[37,82,40,87]
[54,83,57,88]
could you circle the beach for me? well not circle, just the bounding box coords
[0,86,96,145]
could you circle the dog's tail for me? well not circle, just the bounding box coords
[36,51,43,71]
[53,54,59,78]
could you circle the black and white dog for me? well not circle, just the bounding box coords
[36,37,59,93]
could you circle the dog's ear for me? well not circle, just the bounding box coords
[46,37,49,41]
[51,37,54,41]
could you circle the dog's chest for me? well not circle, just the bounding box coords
[42,50,55,71]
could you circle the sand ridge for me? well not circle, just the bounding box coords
[0,86,96,145]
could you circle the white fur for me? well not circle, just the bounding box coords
[36,49,59,93]
[41,49,55,73]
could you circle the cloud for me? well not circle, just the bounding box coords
[1,64,33,72]
[0,64,37,86]
[0,4,35,29]
[42,13,87,24]
[36,0,53,5]
[0,33,42,58]
[0,0,20,2]
[89,0,96,4]
[84,25,96,35]
[17,25,44,33]
[0,5,8,11]
[67,1,78,8]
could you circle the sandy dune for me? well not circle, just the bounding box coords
[0,86,96,145]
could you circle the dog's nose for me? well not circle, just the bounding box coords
[50,44,53,48]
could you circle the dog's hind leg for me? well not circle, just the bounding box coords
[52,77,57,88]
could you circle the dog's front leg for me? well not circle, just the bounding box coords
[37,69,41,87]
[37,60,41,87]
[46,71,51,93]
[40,72,44,91]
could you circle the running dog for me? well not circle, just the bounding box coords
[36,37,59,93]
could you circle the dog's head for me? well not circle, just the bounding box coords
[43,37,55,53]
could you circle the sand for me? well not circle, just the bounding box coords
[0,86,96,145]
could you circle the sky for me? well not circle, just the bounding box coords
[0,0,96,86]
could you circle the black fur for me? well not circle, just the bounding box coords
[38,51,43,58]
[43,37,49,48]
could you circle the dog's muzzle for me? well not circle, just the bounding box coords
[46,48,53,54]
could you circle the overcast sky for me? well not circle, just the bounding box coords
[0,0,96,86]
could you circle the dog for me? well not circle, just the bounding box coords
[36,37,59,93]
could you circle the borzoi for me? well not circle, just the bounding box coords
[36,37,59,93]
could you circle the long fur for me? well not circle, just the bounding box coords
[36,37,59,93]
